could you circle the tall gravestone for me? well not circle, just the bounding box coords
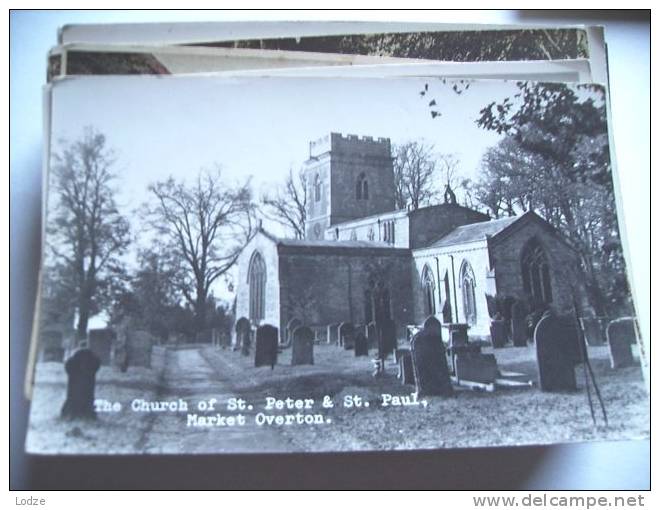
[291,326,314,365]
[255,325,278,369]
[534,312,581,392]
[606,318,636,368]
[61,347,101,420]
[235,317,251,355]
[411,325,453,397]
[379,318,397,359]
[339,322,355,350]
[511,300,528,347]
[354,331,369,357]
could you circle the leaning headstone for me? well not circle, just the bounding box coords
[606,318,636,368]
[455,352,499,384]
[291,326,314,365]
[255,325,278,369]
[410,327,453,397]
[61,347,101,420]
[126,330,154,368]
[511,300,528,347]
[534,312,579,392]
[580,317,606,346]
[235,317,251,355]
[339,322,355,350]
[399,350,415,385]
[354,331,369,357]
[88,328,115,366]
[40,330,64,362]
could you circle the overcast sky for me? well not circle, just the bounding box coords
[49,74,522,309]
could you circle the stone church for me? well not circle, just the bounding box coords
[235,133,583,344]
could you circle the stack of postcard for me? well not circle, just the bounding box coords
[26,21,648,456]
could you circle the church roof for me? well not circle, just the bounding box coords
[430,215,521,248]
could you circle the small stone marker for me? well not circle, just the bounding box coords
[534,312,581,392]
[339,322,355,350]
[511,300,528,347]
[291,326,314,365]
[88,328,115,366]
[399,350,415,385]
[61,347,101,420]
[235,317,251,355]
[606,318,636,368]
[354,331,369,356]
[411,326,453,397]
[579,317,606,346]
[255,324,278,369]
[455,352,499,384]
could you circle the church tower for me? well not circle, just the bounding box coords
[303,133,395,239]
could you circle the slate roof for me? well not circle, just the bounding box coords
[429,215,521,248]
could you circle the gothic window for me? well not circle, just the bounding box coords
[521,238,553,305]
[356,172,369,200]
[460,260,477,325]
[248,251,266,323]
[442,271,453,323]
[314,174,321,202]
[367,227,375,241]
[391,221,396,245]
[421,264,436,317]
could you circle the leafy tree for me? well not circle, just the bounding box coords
[46,127,130,340]
[261,167,307,239]
[143,168,254,330]
[475,84,631,315]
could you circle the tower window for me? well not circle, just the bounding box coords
[356,173,369,200]
[314,174,321,202]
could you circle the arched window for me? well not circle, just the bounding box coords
[391,221,396,245]
[460,260,477,325]
[248,251,266,323]
[356,173,368,200]
[421,264,436,317]
[314,174,321,202]
[521,238,553,305]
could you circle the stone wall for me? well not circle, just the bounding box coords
[278,245,413,341]
[408,204,490,249]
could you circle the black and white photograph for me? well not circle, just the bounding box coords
[23,72,648,456]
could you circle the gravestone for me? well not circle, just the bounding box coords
[291,326,314,365]
[366,322,377,349]
[455,352,499,384]
[423,316,443,337]
[511,300,528,347]
[61,347,101,420]
[447,323,468,347]
[285,318,302,346]
[399,350,415,385]
[534,312,581,392]
[606,318,636,368]
[255,325,278,369]
[378,318,397,359]
[235,317,251,355]
[580,317,606,346]
[490,319,508,348]
[126,330,154,368]
[339,322,355,350]
[40,330,64,362]
[354,331,369,357]
[89,328,115,366]
[410,326,453,397]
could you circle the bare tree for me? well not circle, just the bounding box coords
[393,141,438,210]
[144,168,254,330]
[47,127,130,340]
[261,168,307,239]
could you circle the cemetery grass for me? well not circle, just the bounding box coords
[203,343,649,452]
